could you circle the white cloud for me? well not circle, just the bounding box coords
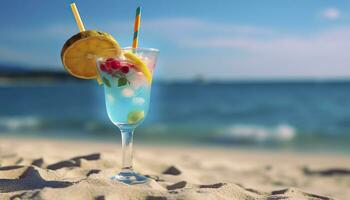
[143,18,275,35]
[322,8,340,20]
[2,17,350,80]
[157,22,350,79]
[109,17,350,80]
[1,18,273,44]
[105,18,276,41]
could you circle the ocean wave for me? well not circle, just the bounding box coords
[0,116,41,131]
[222,124,296,142]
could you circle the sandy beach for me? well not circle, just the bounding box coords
[0,137,349,200]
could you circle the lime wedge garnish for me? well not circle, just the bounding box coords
[127,110,145,124]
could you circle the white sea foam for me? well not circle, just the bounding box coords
[224,124,296,142]
[0,117,40,131]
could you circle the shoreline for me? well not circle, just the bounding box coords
[1,134,349,156]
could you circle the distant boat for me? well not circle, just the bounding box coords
[193,74,207,84]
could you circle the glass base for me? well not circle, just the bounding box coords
[111,171,149,185]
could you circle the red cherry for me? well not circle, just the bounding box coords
[100,63,108,72]
[105,58,121,70]
[120,66,129,74]
[120,61,135,68]
[111,60,121,69]
[105,59,112,70]
[105,58,115,65]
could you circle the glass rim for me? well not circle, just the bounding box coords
[96,47,159,61]
[122,46,159,52]
[96,47,159,56]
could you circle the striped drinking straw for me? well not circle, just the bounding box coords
[132,6,142,48]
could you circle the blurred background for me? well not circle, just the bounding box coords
[1,0,350,153]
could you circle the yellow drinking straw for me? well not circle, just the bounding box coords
[70,3,85,32]
[70,3,102,84]
[132,7,142,48]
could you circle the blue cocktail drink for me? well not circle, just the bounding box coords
[97,47,158,184]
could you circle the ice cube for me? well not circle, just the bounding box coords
[130,72,148,90]
[121,88,134,97]
[132,97,145,105]
[140,56,155,71]
[107,94,115,103]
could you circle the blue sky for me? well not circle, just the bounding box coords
[1,0,350,80]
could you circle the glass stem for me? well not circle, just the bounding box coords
[119,126,135,171]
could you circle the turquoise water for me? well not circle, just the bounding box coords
[103,72,151,125]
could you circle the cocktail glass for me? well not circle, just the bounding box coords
[97,47,159,184]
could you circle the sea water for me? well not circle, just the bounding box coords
[1,80,350,153]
